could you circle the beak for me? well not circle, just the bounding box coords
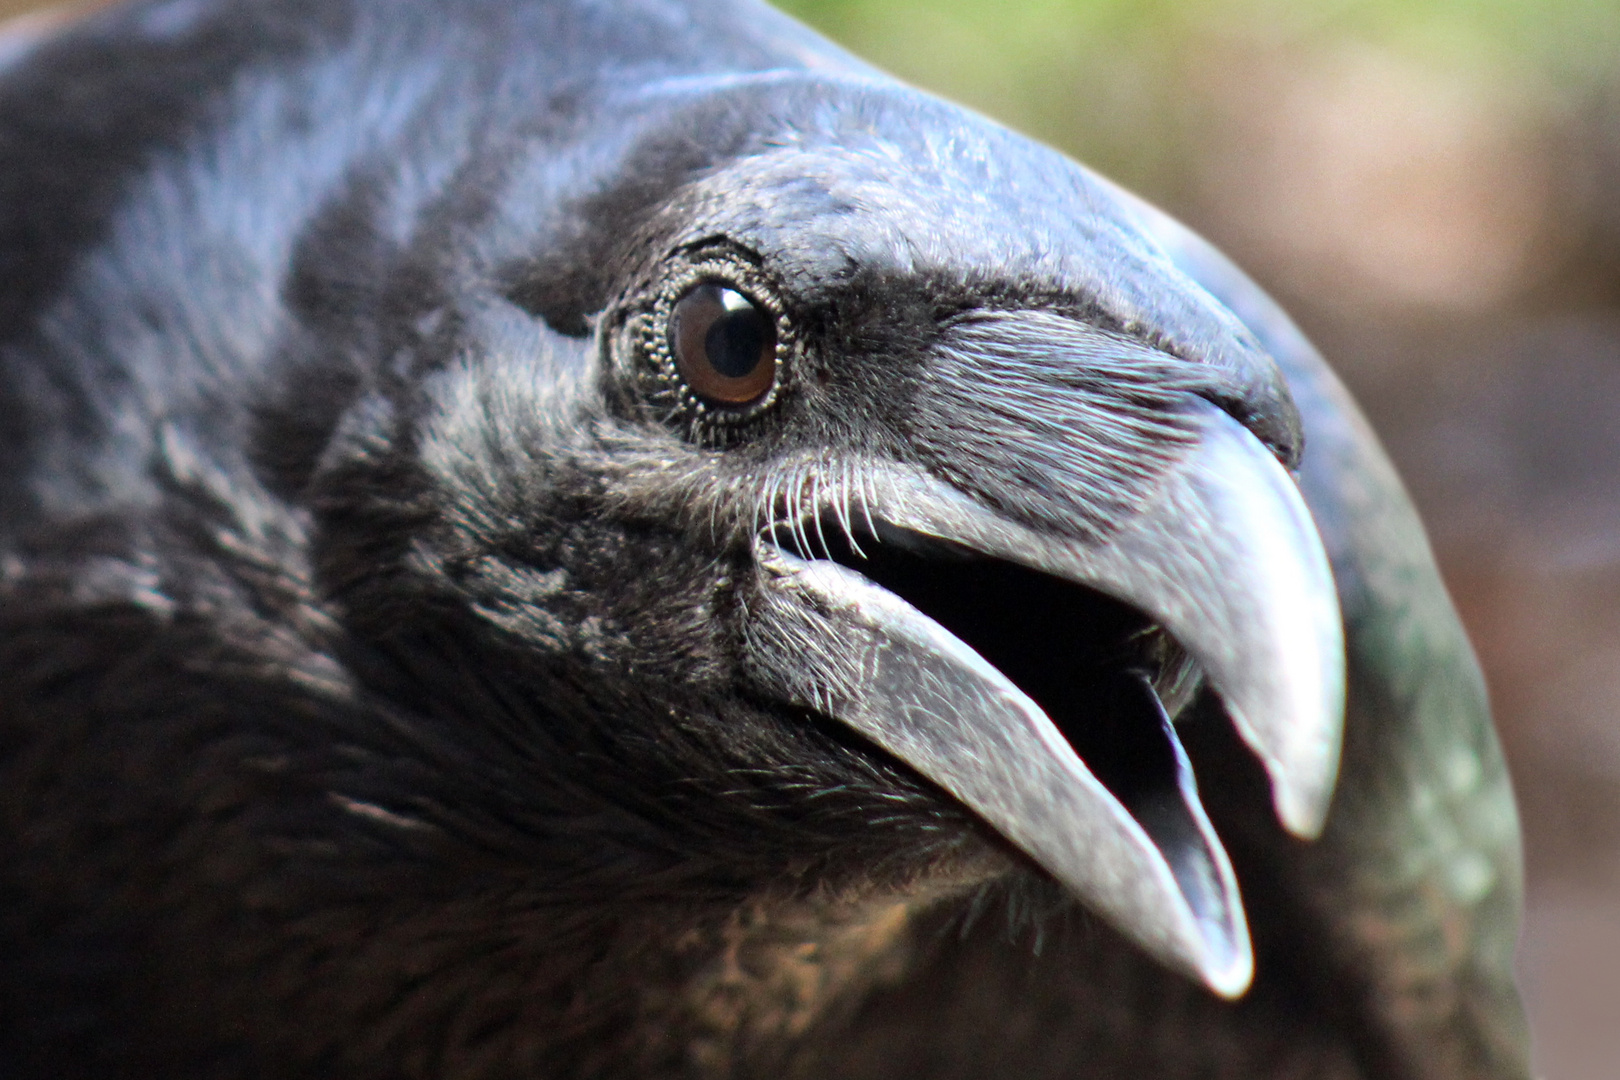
[742,399,1344,998]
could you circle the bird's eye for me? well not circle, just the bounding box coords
[671,283,777,407]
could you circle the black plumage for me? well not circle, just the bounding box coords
[0,1,1528,1078]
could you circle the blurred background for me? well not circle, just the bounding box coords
[4,0,1618,1073]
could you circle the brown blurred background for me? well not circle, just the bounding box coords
[6,0,1619,1074]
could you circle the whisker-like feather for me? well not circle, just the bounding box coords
[811,462,832,561]
[859,467,881,541]
[791,464,815,558]
[832,458,866,559]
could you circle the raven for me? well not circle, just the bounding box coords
[0,0,1529,1077]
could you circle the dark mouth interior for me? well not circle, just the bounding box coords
[772,519,1236,945]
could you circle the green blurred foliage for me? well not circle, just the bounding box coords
[776,0,1620,196]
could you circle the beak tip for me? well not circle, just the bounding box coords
[1175,911,1255,999]
[1276,782,1331,841]
[1208,953,1256,1000]
[1260,685,1345,841]
[1249,718,1340,841]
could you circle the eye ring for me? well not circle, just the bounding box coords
[626,251,792,444]
[670,282,777,408]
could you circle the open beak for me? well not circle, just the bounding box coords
[742,399,1344,999]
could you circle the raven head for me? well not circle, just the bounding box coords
[0,0,1534,1074]
[303,71,1343,1017]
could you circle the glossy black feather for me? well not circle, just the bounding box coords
[0,1,1527,1078]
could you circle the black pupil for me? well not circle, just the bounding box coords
[704,291,768,378]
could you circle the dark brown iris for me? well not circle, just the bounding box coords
[671,283,776,407]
